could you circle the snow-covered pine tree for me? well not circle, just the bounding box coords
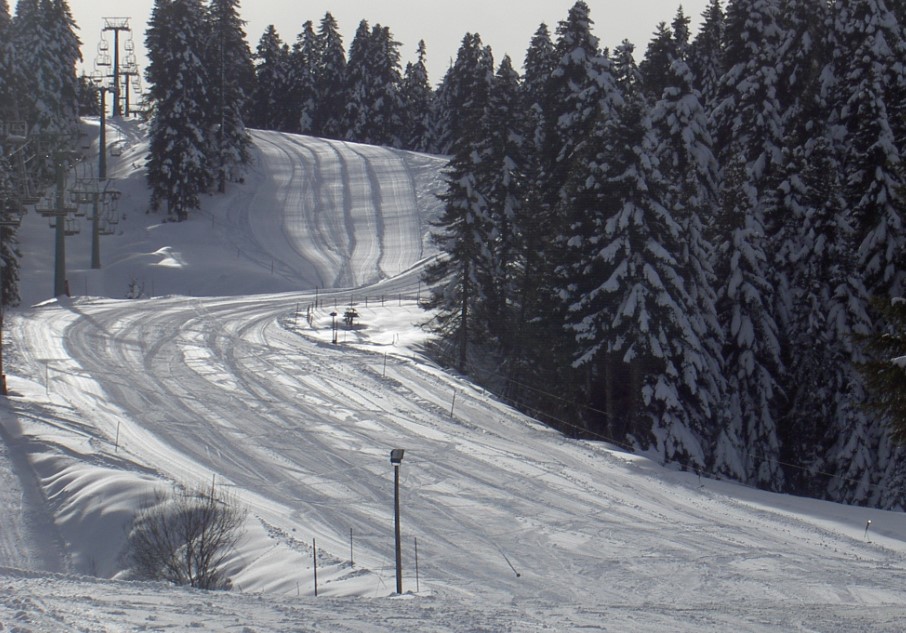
[421,33,495,373]
[204,0,254,192]
[859,297,906,446]
[313,12,347,140]
[711,156,784,489]
[0,0,17,307]
[540,0,620,215]
[671,5,691,53]
[640,22,675,100]
[431,29,502,156]
[640,7,691,101]
[291,20,319,135]
[611,40,642,95]
[250,26,290,130]
[399,40,433,152]
[498,22,584,417]
[344,22,404,147]
[775,0,830,136]
[822,0,906,508]
[768,0,857,499]
[775,134,875,501]
[529,2,623,374]
[833,0,906,299]
[711,0,784,189]
[709,0,788,488]
[480,55,528,353]
[522,23,556,124]
[343,20,372,142]
[556,42,711,467]
[648,53,726,475]
[12,0,81,140]
[687,0,725,112]
[522,23,557,170]
[772,0,832,319]
[0,0,12,111]
[519,21,558,281]
[145,0,211,219]
[429,66,456,155]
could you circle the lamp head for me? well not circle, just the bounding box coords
[390,448,405,464]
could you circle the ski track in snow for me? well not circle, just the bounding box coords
[240,131,439,290]
[7,293,906,630]
[3,122,906,631]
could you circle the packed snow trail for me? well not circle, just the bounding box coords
[0,423,65,573]
[8,292,906,620]
[223,131,442,289]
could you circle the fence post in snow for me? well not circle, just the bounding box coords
[313,538,318,596]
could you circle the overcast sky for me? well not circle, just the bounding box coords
[66,1,710,86]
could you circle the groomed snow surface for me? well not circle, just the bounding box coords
[2,120,906,632]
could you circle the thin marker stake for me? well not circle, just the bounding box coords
[414,537,420,593]
[498,547,520,578]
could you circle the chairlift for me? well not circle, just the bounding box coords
[0,200,21,228]
[4,120,27,142]
[19,181,41,205]
[64,217,79,236]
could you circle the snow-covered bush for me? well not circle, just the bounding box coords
[127,483,246,590]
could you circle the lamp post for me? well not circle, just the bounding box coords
[330,311,338,344]
[390,448,405,594]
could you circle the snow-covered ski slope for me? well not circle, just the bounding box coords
[2,121,906,632]
[12,125,447,305]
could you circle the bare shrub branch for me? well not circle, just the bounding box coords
[128,482,246,590]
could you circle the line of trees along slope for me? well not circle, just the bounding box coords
[0,0,83,306]
[423,0,906,510]
[145,0,254,219]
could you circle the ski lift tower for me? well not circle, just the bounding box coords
[101,18,132,117]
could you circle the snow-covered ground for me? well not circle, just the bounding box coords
[2,119,906,632]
